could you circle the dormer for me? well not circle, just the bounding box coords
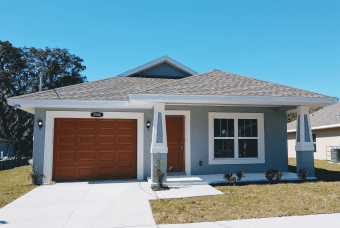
[118,56,198,79]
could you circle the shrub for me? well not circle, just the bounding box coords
[265,169,283,183]
[297,169,309,181]
[153,152,171,189]
[275,172,284,182]
[29,165,44,185]
[224,172,237,185]
[236,171,245,182]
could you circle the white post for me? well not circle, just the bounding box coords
[150,103,168,186]
[295,105,315,177]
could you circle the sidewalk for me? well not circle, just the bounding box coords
[157,213,340,228]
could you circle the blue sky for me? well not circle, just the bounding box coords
[1,0,339,99]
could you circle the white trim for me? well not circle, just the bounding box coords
[288,123,340,132]
[7,99,154,110]
[43,111,144,183]
[165,110,191,176]
[131,94,338,106]
[208,112,265,165]
[118,56,198,77]
[295,106,314,151]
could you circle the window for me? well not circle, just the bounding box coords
[209,112,265,164]
[312,133,316,152]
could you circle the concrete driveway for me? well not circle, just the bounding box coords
[0,180,158,228]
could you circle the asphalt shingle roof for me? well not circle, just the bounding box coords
[139,70,334,98]
[10,70,336,101]
[287,102,340,130]
[10,77,175,101]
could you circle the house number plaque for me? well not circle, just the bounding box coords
[91,112,103,117]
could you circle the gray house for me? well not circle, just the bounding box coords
[7,56,338,184]
[287,102,340,160]
[0,135,15,157]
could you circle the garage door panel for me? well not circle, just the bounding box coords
[53,118,136,181]
[58,151,75,162]
[99,120,115,129]
[58,136,76,146]
[99,135,115,145]
[79,120,96,130]
[98,151,115,161]
[79,135,96,145]
[78,151,95,161]
[57,168,74,178]
[118,120,135,129]
[59,120,76,130]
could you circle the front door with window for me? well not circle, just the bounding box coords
[166,116,184,172]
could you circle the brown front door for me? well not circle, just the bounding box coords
[166,116,184,172]
[53,118,137,181]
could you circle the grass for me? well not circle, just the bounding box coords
[150,158,340,224]
[0,165,38,208]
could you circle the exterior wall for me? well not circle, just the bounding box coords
[33,105,289,183]
[33,108,153,183]
[0,142,14,157]
[166,105,289,174]
[288,127,340,160]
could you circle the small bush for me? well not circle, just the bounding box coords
[223,172,237,185]
[236,171,245,182]
[297,168,309,181]
[153,152,171,190]
[275,172,284,182]
[265,169,283,183]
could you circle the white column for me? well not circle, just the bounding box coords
[295,105,315,177]
[150,103,168,185]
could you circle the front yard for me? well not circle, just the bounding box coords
[0,166,38,208]
[150,158,340,224]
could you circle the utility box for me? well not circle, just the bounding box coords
[331,148,340,163]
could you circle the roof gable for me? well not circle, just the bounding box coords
[118,56,198,78]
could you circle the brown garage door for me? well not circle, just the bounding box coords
[52,118,137,181]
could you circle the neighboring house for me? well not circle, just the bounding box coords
[287,103,340,160]
[7,56,338,183]
[0,135,15,157]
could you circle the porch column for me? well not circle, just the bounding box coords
[295,106,315,177]
[150,103,168,185]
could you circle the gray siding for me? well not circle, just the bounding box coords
[166,105,289,174]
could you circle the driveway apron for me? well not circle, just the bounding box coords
[0,180,158,228]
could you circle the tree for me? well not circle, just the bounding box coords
[287,107,322,123]
[0,40,87,157]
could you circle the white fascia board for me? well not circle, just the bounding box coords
[288,123,340,133]
[118,56,198,77]
[130,94,338,106]
[7,99,154,111]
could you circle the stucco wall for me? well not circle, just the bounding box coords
[166,105,289,174]
[288,128,340,160]
[33,105,289,183]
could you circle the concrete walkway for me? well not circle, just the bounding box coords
[0,180,222,228]
[0,180,157,228]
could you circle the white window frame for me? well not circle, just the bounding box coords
[208,112,265,165]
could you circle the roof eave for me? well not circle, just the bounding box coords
[130,94,338,107]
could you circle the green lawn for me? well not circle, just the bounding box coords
[150,158,340,224]
[0,165,38,208]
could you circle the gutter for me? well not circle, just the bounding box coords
[288,123,340,133]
